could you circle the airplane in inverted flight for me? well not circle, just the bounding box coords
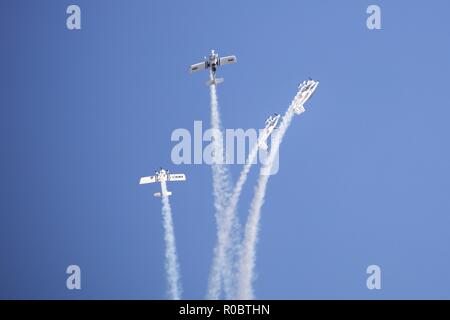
[259,113,281,150]
[292,78,319,115]
[189,50,237,85]
[139,168,186,197]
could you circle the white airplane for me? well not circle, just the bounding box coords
[259,113,281,150]
[292,78,319,115]
[139,168,186,197]
[189,50,237,86]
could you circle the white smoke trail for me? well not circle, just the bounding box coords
[227,143,260,226]
[160,180,182,300]
[210,138,259,299]
[208,76,232,217]
[237,90,306,300]
[206,71,239,300]
[209,140,261,299]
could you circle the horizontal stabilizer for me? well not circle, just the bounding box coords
[154,191,172,198]
[259,141,268,150]
[293,105,305,115]
[206,78,224,86]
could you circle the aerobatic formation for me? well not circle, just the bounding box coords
[139,50,319,300]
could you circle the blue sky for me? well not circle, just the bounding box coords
[1,0,450,299]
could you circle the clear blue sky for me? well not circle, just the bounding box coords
[1,0,450,299]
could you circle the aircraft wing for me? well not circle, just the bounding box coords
[219,55,237,65]
[139,175,157,185]
[190,62,206,73]
[168,174,186,182]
